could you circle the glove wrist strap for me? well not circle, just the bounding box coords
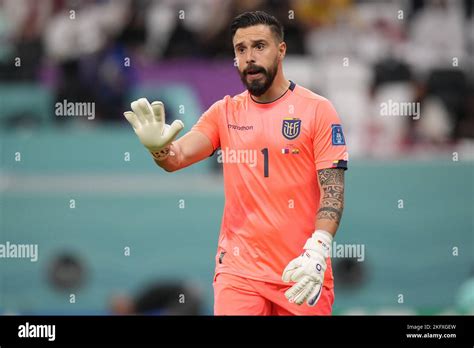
[150,146,171,161]
[303,229,333,257]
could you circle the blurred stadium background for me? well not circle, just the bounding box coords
[0,0,473,315]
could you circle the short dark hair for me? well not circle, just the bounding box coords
[231,11,284,42]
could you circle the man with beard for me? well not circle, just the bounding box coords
[123,11,349,315]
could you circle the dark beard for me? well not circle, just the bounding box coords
[239,60,278,97]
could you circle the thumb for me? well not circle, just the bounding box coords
[282,258,300,283]
[162,120,184,145]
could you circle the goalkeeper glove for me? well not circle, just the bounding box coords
[123,98,184,161]
[282,230,333,306]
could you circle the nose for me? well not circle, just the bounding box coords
[245,50,255,65]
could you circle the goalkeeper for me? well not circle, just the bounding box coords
[124,11,348,315]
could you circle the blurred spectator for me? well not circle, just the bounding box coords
[405,0,466,75]
[147,0,232,58]
[43,0,132,122]
[0,0,55,80]
[47,252,87,292]
[419,69,470,142]
[0,0,471,147]
[110,280,204,315]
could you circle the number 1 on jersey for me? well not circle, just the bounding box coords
[261,148,269,177]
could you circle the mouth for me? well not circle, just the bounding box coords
[248,73,263,80]
[246,70,264,80]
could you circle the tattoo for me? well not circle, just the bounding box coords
[318,207,342,222]
[318,168,344,186]
[317,168,345,225]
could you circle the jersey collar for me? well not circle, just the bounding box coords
[249,80,296,107]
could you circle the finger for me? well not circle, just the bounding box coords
[285,277,309,304]
[293,280,315,305]
[284,284,299,302]
[282,258,300,282]
[151,101,165,125]
[307,283,323,307]
[165,120,184,142]
[131,98,153,124]
[123,111,140,130]
[282,268,295,283]
[289,265,308,282]
[157,120,184,146]
[131,99,147,124]
[284,276,310,303]
[137,98,155,123]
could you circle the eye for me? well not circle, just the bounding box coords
[256,43,265,50]
[238,47,245,54]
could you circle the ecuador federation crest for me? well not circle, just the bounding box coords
[282,118,301,140]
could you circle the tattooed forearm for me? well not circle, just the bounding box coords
[317,168,345,225]
[318,168,344,186]
[318,207,342,222]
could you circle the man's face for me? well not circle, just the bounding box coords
[233,25,283,97]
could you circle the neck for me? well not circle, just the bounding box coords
[251,71,290,103]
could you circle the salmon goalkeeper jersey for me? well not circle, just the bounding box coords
[191,81,348,289]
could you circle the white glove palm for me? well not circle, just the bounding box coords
[123,98,184,156]
[282,230,333,306]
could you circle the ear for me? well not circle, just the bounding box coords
[278,41,287,61]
